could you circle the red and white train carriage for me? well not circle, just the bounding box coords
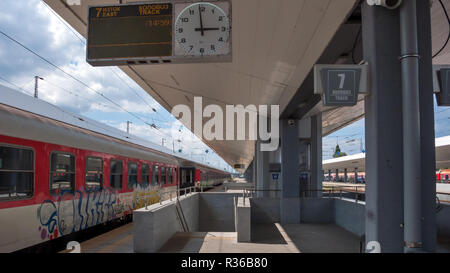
[0,97,229,252]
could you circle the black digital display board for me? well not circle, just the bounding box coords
[87,3,173,65]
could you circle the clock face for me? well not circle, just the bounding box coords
[174,2,231,56]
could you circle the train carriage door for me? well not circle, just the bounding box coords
[181,169,186,186]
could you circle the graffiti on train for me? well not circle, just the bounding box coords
[37,184,160,240]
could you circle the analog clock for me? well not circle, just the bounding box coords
[174,2,231,56]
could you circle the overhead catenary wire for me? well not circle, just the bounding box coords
[0,3,231,169]
[40,0,86,45]
[0,28,165,132]
[36,0,245,168]
[42,78,169,125]
[0,74,144,139]
[0,30,182,147]
[40,0,172,128]
[0,75,34,95]
[108,67,171,124]
[41,79,119,111]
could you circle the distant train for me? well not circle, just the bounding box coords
[436,169,450,184]
[0,102,229,252]
[324,172,366,184]
[326,170,450,184]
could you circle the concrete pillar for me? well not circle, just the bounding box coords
[280,119,300,224]
[253,142,257,186]
[256,140,270,198]
[362,2,404,252]
[235,197,251,242]
[417,0,436,252]
[310,114,323,197]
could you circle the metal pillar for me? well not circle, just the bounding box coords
[336,169,339,182]
[310,114,323,197]
[328,170,332,182]
[280,119,300,224]
[417,0,437,252]
[399,0,422,252]
[362,2,404,252]
[355,168,358,183]
[344,169,348,183]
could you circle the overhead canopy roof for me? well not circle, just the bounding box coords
[44,0,450,170]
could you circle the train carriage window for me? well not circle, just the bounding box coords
[50,152,75,194]
[142,164,150,186]
[0,145,34,200]
[85,157,103,191]
[128,162,138,189]
[152,165,159,186]
[161,166,167,185]
[168,167,173,185]
[110,160,123,190]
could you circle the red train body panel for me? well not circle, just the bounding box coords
[0,99,230,252]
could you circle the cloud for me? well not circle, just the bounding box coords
[0,0,232,171]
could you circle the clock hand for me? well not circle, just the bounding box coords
[198,5,204,36]
[195,27,220,31]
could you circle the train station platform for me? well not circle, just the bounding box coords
[5,0,450,254]
[158,223,360,253]
[61,191,450,253]
[61,222,362,253]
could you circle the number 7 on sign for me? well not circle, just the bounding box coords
[338,73,346,89]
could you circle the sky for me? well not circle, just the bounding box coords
[0,0,233,172]
[0,0,449,166]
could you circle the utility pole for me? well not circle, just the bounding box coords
[126,121,132,134]
[34,76,43,99]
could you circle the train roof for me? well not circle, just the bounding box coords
[0,84,229,174]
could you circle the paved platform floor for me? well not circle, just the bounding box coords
[60,223,133,253]
[60,221,450,253]
[158,223,361,253]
